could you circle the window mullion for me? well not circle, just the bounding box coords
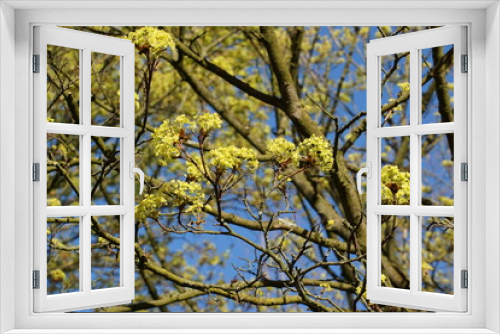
[81,47,92,294]
[409,47,420,294]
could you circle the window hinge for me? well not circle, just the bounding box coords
[33,54,40,73]
[33,163,40,182]
[33,270,40,289]
[461,162,468,181]
[461,270,468,289]
[461,54,468,73]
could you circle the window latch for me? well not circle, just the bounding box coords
[130,162,145,194]
[356,162,371,194]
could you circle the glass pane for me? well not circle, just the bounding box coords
[422,134,454,206]
[47,45,80,124]
[91,52,121,127]
[380,52,410,127]
[91,137,120,205]
[421,216,454,294]
[91,216,121,290]
[381,215,410,289]
[47,134,80,206]
[421,45,454,124]
[381,136,410,205]
[47,216,80,295]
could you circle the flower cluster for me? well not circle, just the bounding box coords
[174,113,223,134]
[438,196,454,206]
[397,82,410,93]
[297,135,334,171]
[152,119,182,165]
[135,193,167,221]
[194,113,223,134]
[136,181,205,219]
[207,146,259,172]
[381,165,410,205]
[163,180,205,214]
[153,113,223,165]
[266,136,333,171]
[388,98,403,112]
[186,155,205,181]
[266,137,298,164]
[47,198,62,206]
[49,268,66,282]
[127,26,175,57]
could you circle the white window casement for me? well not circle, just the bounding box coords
[365,26,468,312]
[0,1,499,334]
[33,26,137,312]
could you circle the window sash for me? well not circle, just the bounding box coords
[33,26,136,313]
[366,26,467,312]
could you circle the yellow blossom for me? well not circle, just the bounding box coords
[441,160,453,167]
[339,93,351,103]
[152,119,181,165]
[162,180,205,214]
[422,262,434,272]
[47,198,62,206]
[422,186,432,193]
[381,165,410,205]
[127,27,175,57]
[186,155,205,181]
[153,113,222,165]
[438,196,454,206]
[193,113,223,133]
[397,82,410,93]
[135,193,167,221]
[388,98,403,112]
[266,137,298,164]
[174,114,193,128]
[355,285,367,299]
[359,26,370,38]
[49,268,66,282]
[320,282,334,292]
[297,135,334,171]
[208,146,259,172]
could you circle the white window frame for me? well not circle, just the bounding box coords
[0,1,499,333]
[366,26,467,312]
[33,26,136,312]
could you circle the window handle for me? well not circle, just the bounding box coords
[129,162,145,194]
[356,162,371,194]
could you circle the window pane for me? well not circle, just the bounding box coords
[47,45,80,124]
[421,45,454,124]
[91,216,121,290]
[421,134,454,206]
[381,215,410,289]
[380,52,410,127]
[47,134,80,206]
[421,216,454,294]
[91,52,121,127]
[47,216,80,295]
[381,137,410,205]
[91,137,120,205]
